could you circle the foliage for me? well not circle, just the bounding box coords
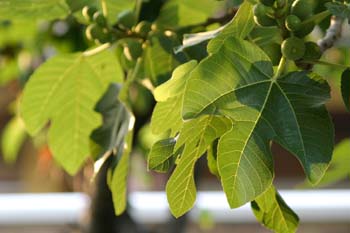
[1,0,350,232]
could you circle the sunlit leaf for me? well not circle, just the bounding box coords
[110,128,134,215]
[148,138,177,173]
[166,115,231,218]
[144,32,186,85]
[154,60,197,102]
[252,185,299,233]
[104,0,136,24]
[20,50,123,174]
[151,61,197,136]
[183,36,333,208]
[0,0,70,21]
[156,0,224,28]
[207,0,255,54]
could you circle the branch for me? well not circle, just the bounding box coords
[317,16,344,53]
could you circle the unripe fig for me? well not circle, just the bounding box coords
[303,41,322,60]
[253,4,277,26]
[93,12,107,27]
[281,37,306,60]
[82,6,98,22]
[85,24,110,44]
[291,0,313,20]
[285,15,301,31]
[134,21,152,37]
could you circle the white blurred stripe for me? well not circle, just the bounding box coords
[0,190,349,225]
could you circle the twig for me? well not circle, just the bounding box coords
[317,16,344,53]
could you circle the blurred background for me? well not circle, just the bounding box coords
[0,3,350,233]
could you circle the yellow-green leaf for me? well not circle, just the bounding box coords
[166,115,231,217]
[252,185,299,233]
[0,0,70,21]
[183,36,333,208]
[20,50,123,174]
[110,129,133,215]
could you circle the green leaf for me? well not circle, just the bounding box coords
[252,185,299,233]
[156,0,224,28]
[144,32,186,86]
[166,115,231,218]
[174,1,255,53]
[110,128,134,215]
[182,36,333,208]
[207,0,255,54]
[151,96,183,136]
[151,61,197,136]
[249,27,282,47]
[20,50,123,175]
[66,0,95,12]
[104,0,136,24]
[341,68,350,111]
[1,117,27,164]
[91,83,132,159]
[0,21,38,47]
[154,60,197,102]
[0,0,70,21]
[148,138,177,173]
[325,2,350,22]
[308,139,350,187]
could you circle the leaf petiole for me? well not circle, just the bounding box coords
[311,60,349,70]
[83,43,111,56]
[302,10,331,25]
[273,56,287,80]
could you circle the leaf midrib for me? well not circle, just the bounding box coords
[190,79,270,118]
[227,81,273,204]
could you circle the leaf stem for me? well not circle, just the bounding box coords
[83,43,111,56]
[302,10,331,25]
[311,60,349,70]
[274,57,287,80]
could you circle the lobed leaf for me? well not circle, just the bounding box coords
[151,60,197,136]
[154,60,197,102]
[207,0,255,54]
[183,36,333,208]
[166,115,231,218]
[20,50,123,174]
